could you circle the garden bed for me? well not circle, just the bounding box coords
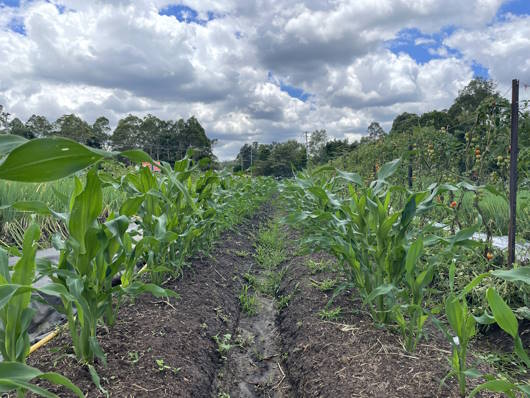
[276,247,523,397]
[24,210,528,397]
[27,207,272,397]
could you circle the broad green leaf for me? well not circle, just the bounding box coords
[0,137,109,182]
[0,247,9,282]
[405,237,423,275]
[0,379,58,397]
[0,363,83,396]
[463,368,482,378]
[69,169,103,254]
[0,361,42,381]
[491,266,530,285]
[367,284,396,302]
[400,194,417,227]
[377,158,400,181]
[336,169,363,185]
[5,201,53,215]
[0,285,31,311]
[473,311,496,325]
[39,372,84,397]
[469,379,517,398]
[447,225,479,246]
[514,335,530,367]
[0,134,28,156]
[122,282,179,298]
[120,149,153,164]
[449,262,455,292]
[445,294,463,336]
[88,364,108,397]
[486,287,518,338]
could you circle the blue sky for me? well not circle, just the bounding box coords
[386,0,529,80]
[159,4,216,25]
[0,0,529,159]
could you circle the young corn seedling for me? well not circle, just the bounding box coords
[392,236,435,352]
[0,226,83,398]
[443,291,478,397]
[7,169,176,369]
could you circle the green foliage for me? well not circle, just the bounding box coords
[0,362,83,398]
[235,140,307,177]
[318,307,342,320]
[0,228,83,397]
[0,136,277,396]
[239,284,257,316]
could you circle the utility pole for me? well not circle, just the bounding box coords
[508,79,519,266]
[250,143,253,176]
[304,131,309,164]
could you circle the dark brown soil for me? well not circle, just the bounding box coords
[27,207,272,397]
[276,248,506,398]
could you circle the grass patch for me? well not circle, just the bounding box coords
[239,284,258,316]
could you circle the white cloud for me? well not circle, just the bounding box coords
[445,15,530,90]
[0,0,525,160]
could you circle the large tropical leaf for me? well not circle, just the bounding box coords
[0,137,110,182]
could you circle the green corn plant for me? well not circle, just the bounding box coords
[443,291,478,397]
[5,169,176,368]
[0,226,83,398]
[392,236,436,352]
[0,224,40,364]
[116,157,206,282]
[0,362,83,398]
[283,161,480,346]
[485,286,530,368]
[440,266,530,397]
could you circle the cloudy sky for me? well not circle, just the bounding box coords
[0,0,529,160]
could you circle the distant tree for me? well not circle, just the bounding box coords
[111,114,145,152]
[448,78,499,121]
[91,116,111,148]
[8,117,33,139]
[25,114,52,137]
[140,114,166,160]
[389,112,420,135]
[0,105,10,133]
[53,114,104,148]
[181,116,213,160]
[321,139,353,162]
[367,121,385,141]
[268,140,307,177]
[447,78,501,140]
[419,110,451,131]
[308,129,327,164]
[253,143,273,175]
[235,143,254,171]
[235,140,306,177]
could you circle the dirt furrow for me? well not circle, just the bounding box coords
[212,217,293,398]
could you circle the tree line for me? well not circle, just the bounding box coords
[234,78,526,177]
[0,107,215,164]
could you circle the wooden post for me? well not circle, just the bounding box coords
[508,79,519,266]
